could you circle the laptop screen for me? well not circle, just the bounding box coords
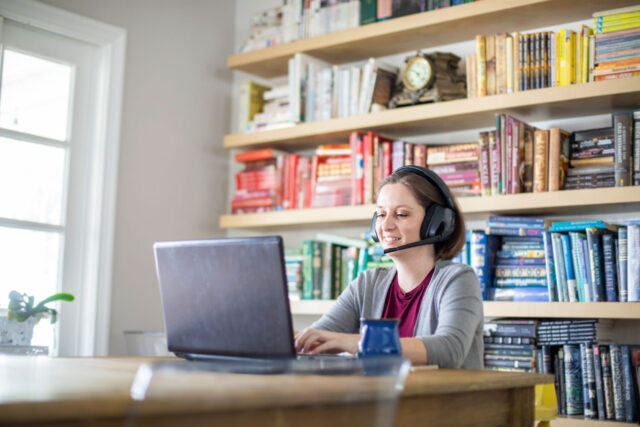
[153,236,296,359]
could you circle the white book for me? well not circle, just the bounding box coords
[289,52,330,123]
[349,65,361,116]
[627,225,640,302]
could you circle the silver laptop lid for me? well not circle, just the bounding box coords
[153,236,295,359]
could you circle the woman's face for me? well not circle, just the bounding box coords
[375,182,426,253]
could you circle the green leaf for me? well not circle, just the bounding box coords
[33,293,75,310]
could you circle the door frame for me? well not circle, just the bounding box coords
[0,0,126,355]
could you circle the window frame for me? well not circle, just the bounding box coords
[0,0,126,356]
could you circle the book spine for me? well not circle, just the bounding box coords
[628,225,640,302]
[569,232,587,302]
[634,111,640,185]
[476,35,487,97]
[478,132,491,196]
[564,344,584,416]
[301,240,314,300]
[560,233,579,302]
[533,129,549,192]
[610,344,626,421]
[541,231,558,301]
[586,228,606,302]
[592,345,606,420]
[601,233,619,301]
[581,343,598,419]
[600,345,615,420]
[557,347,567,415]
[489,130,499,195]
[312,241,324,299]
[552,233,569,302]
[621,345,639,422]
[614,112,633,186]
[618,226,628,302]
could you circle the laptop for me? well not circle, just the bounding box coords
[153,235,359,374]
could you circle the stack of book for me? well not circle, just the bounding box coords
[426,143,481,197]
[567,126,615,189]
[237,81,271,133]
[231,148,286,214]
[287,53,398,124]
[311,144,352,208]
[483,319,538,373]
[247,84,293,132]
[239,5,283,53]
[485,216,548,302]
[285,249,304,301]
[592,5,640,81]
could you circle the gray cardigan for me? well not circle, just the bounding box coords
[311,259,484,369]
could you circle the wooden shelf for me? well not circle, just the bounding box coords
[551,417,634,427]
[289,301,640,318]
[224,77,640,149]
[219,186,640,229]
[228,0,639,78]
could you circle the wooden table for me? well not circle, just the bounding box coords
[0,356,552,426]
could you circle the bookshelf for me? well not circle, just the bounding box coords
[290,301,640,319]
[225,77,640,149]
[227,2,640,324]
[227,0,639,77]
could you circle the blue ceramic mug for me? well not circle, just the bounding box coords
[357,318,402,358]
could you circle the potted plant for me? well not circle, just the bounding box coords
[0,290,75,346]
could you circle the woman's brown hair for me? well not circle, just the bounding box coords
[377,168,466,260]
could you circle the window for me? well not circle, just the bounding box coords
[0,2,126,355]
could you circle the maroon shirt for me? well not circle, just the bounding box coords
[382,269,434,338]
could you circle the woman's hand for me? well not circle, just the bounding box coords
[294,329,359,355]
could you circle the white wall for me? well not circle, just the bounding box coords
[39,0,236,355]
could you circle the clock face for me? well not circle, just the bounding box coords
[402,57,433,91]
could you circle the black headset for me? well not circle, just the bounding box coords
[371,165,457,254]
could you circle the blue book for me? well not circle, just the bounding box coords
[569,232,588,302]
[470,231,499,300]
[601,234,619,302]
[498,249,545,258]
[489,215,545,224]
[494,277,548,287]
[551,233,569,302]
[494,256,545,266]
[564,344,585,416]
[550,221,615,232]
[592,345,606,420]
[560,233,579,302]
[542,230,558,302]
[486,226,544,237]
[492,287,549,301]
[621,345,639,422]
[586,228,606,302]
[581,238,593,302]
[618,226,628,302]
[486,220,546,229]
[610,344,626,422]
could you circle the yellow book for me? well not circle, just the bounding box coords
[593,5,640,18]
[576,29,582,84]
[557,29,576,85]
[237,80,271,132]
[476,35,487,97]
[581,26,593,83]
[486,35,496,96]
[513,31,520,92]
[506,35,514,93]
[596,21,640,34]
[595,12,640,24]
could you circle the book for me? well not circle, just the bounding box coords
[585,228,606,302]
[470,231,499,300]
[592,344,606,420]
[551,232,569,302]
[237,80,271,133]
[613,112,633,186]
[581,343,598,419]
[600,345,616,420]
[533,129,549,192]
[628,224,640,302]
[601,233,619,302]
[548,128,570,191]
[315,232,369,249]
[564,344,584,415]
[360,0,377,25]
[560,233,578,302]
[618,226,628,302]
[610,344,626,421]
[621,345,639,422]
[549,221,617,232]
[476,35,487,97]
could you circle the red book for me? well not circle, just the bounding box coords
[478,132,491,196]
[310,155,319,208]
[363,132,374,204]
[506,115,513,193]
[235,147,288,163]
[488,130,500,196]
[382,140,392,180]
[349,132,361,205]
[404,143,414,166]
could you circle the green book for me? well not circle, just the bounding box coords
[361,0,377,25]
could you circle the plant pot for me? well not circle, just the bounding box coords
[0,315,37,345]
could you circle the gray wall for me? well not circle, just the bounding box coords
[39,0,235,355]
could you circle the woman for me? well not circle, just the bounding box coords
[294,165,484,368]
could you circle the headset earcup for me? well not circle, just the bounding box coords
[420,205,438,240]
[370,213,379,243]
[422,204,455,242]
